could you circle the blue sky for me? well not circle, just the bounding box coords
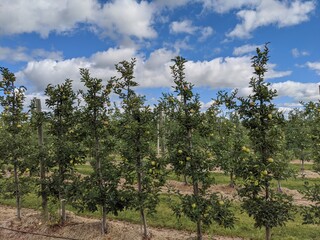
[0,0,319,111]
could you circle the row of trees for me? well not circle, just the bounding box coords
[0,44,319,240]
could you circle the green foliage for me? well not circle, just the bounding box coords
[232,44,295,239]
[0,67,32,218]
[300,101,320,225]
[113,58,166,237]
[164,56,235,240]
[71,69,128,233]
[44,79,85,211]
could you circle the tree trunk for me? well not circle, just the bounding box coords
[14,161,21,220]
[193,181,202,240]
[101,205,107,234]
[277,180,282,192]
[60,198,66,225]
[137,171,148,239]
[266,226,271,240]
[301,159,305,175]
[35,98,48,220]
[229,171,235,188]
[183,174,188,185]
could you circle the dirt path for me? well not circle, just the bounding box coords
[165,180,313,206]
[0,205,243,240]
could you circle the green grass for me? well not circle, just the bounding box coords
[75,164,93,175]
[2,162,318,240]
[289,162,314,171]
[1,192,319,240]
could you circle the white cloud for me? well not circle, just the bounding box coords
[170,20,198,34]
[0,0,156,40]
[199,26,214,42]
[200,0,258,13]
[0,46,63,62]
[227,0,315,39]
[94,0,157,39]
[233,44,263,56]
[272,81,320,102]
[0,0,97,38]
[153,0,190,9]
[306,61,320,75]
[15,47,291,98]
[291,48,310,58]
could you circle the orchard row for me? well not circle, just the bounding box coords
[0,44,319,240]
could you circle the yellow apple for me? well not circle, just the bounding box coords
[267,158,274,163]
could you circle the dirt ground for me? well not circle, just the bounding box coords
[0,205,243,240]
[1,161,318,239]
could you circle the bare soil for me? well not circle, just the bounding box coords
[0,205,243,240]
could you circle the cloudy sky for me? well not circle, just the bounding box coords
[0,0,319,110]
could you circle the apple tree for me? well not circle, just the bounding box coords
[0,67,31,219]
[164,56,235,240]
[44,79,85,224]
[235,45,295,240]
[285,108,313,174]
[113,59,166,239]
[72,68,129,234]
[300,100,320,224]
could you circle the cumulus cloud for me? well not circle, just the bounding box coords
[199,26,214,42]
[306,61,320,75]
[153,0,190,9]
[233,44,263,56]
[0,46,63,62]
[272,81,320,102]
[170,20,198,34]
[291,48,310,58]
[94,0,157,39]
[226,0,315,39]
[15,46,291,97]
[0,0,156,40]
[200,0,258,13]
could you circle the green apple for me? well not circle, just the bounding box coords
[267,114,272,120]
[218,200,224,206]
[267,158,274,163]
[261,170,268,176]
[186,156,191,161]
[151,161,156,166]
[17,124,22,128]
[191,203,196,209]
[178,149,183,154]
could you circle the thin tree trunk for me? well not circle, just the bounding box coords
[14,161,21,220]
[61,199,66,224]
[230,171,235,188]
[265,182,271,240]
[35,98,48,220]
[277,180,282,192]
[266,226,271,240]
[137,170,148,239]
[101,205,107,234]
[183,174,188,185]
[301,159,305,174]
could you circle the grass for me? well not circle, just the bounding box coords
[1,162,319,240]
[1,192,319,240]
